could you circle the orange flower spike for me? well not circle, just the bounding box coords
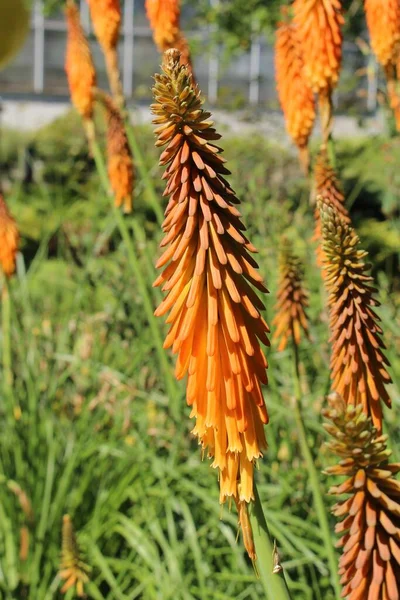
[313,147,350,267]
[293,0,344,95]
[365,0,400,68]
[100,94,134,213]
[65,1,96,132]
[0,194,19,278]
[365,1,400,131]
[145,0,194,74]
[86,0,120,52]
[152,50,270,504]
[293,0,344,141]
[319,201,392,432]
[86,0,123,107]
[146,0,180,50]
[275,18,316,173]
[272,239,310,352]
[323,399,400,600]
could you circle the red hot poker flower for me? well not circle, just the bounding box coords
[152,50,270,505]
[323,398,400,600]
[65,1,96,123]
[272,239,310,352]
[275,18,316,173]
[145,0,194,75]
[320,201,392,432]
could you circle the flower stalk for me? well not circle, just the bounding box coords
[249,484,293,600]
[273,242,340,597]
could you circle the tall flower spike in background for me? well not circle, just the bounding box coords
[65,0,96,149]
[323,395,400,600]
[312,147,350,268]
[86,0,123,108]
[319,201,392,431]
[97,91,134,213]
[364,0,400,131]
[272,239,309,352]
[0,194,19,279]
[59,515,90,597]
[275,14,316,174]
[145,0,194,75]
[293,0,344,143]
[152,49,270,508]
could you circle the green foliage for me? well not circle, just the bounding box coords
[0,120,399,599]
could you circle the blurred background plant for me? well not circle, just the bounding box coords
[0,0,399,599]
[0,115,399,599]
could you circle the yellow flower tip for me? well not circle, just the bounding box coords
[0,194,19,278]
[86,0,121,52]
[272,239,309,351]
[65,2,96,121]
[152,57,270,504]
[98,93,134,213]
[319,203,392,433]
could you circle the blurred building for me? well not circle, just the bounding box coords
[0,0,375,113]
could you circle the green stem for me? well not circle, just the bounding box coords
[1,280,13,394]
[90,139,179,419]
[113,207,179,414]
[292,343,341,599]
[249,484,293,600]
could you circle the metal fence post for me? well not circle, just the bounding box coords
[249,22,261,106]
[367,54,378,113]
[208,0,219,104]
[33,0,45,93]
[80,0,90,30]
[123,0,135,98]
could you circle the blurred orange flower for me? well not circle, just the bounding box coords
[293,0,344,95]
[152,50,270,504]
[275,18,316,172]
[86,0,120,52]
[365,0,400,68]
[272,239,309,352]
[145,0,194,74]
[65,1,96,121]
[100,94,134,213]
[87,0,123,107]
[293,0,343,141]
[0,194,19,278]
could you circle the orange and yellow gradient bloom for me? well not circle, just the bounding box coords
[152,50,270,504]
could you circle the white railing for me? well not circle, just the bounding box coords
[0,0,377,112]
